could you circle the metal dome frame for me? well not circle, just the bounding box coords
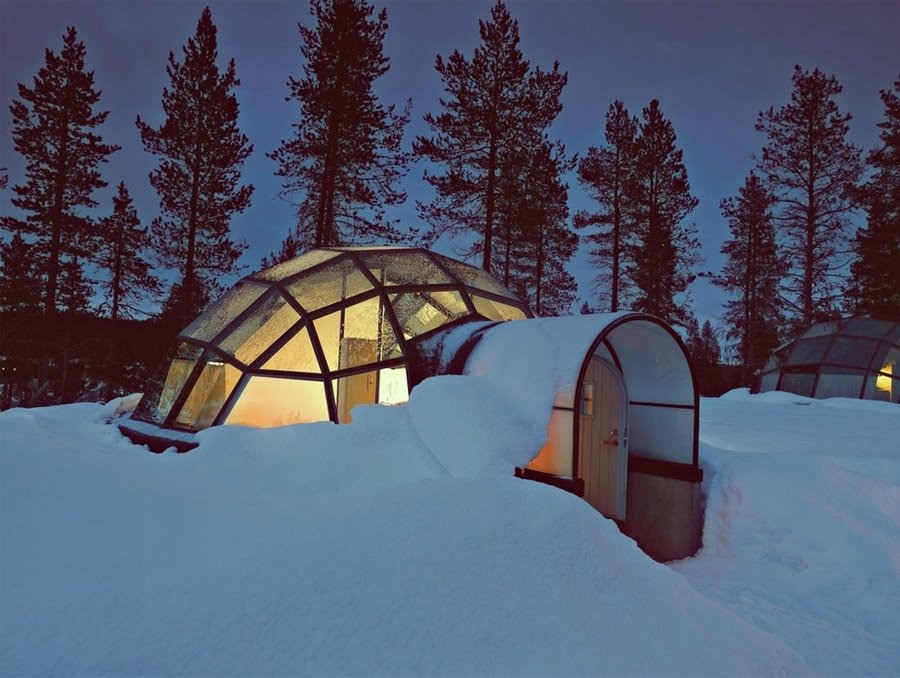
[757,316,899,402]
[130,247,533,433]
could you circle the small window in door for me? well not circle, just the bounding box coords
[581,383,594,416]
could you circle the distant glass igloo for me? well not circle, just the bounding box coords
[757,316,899,402]
[130,247,532,432]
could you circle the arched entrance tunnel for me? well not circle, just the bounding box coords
[411,311,704,562]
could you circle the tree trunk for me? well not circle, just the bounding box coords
[804,192,815,327]
[483,134,498,272]
[611,146,622,313]
[46,108,71,316]
[107,219,124,400]
[184,126,204,328]
[534,219,545,315]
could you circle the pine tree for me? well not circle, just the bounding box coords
[1,27,119,314]
[755,66,864,328]
[414,0,567,271]
[96,183,160,322]
[628,100,700,324]
[0,234,43,313]
[714,171,784,382]
[575,100,639,312]
[510,141,578,316]
[136,7,253,326]
[56,256,92,314]
[685,317,722,394]
[260,230,303,270]
[846,77,900,320]
[94,183,160,396]
[269,0,411,251]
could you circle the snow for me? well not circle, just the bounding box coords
[464,314,630,409]
[673,391,900,676]
[1,382,897,675]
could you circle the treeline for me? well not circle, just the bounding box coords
[1,0,898,405]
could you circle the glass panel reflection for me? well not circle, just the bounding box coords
[813,367,864,399]
[180,280,269,343]
[217,290,301,365]
[223,377,330,427]
[436,255,519,298]
[785,336,831,365]
[175,360,242,430]
[823,336,880,369]
[391,291,467,339]
[314,298,401,372]
[362,250,451,286]
[471,294,528,321]
[285,257,372,312]
[157,343,204,421]
[261,326,321,373]
[840,317,895,338]
[759,371,779,391]
[780,371,816,397]
[253,248,341,282]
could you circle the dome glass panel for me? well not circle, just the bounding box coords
[757,315,900,403]
[133,247,534,432]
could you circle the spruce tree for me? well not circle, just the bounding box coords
[628,100,700,324]
[685,317,722,395]
[755,66,863,328]
[269,0,411,252]
[512,141,578,316]
[1,27,119,314]
[846,77,900,320]
[714,171,784,382]
[575,100,639,312]
[0,234,43,313]
[95,183,160,396]
[136,7,253,326]
[96,183,160,322]
[414,0,567,271]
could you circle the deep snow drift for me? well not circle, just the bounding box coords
[1,383,897,675]
[674,389,900,676]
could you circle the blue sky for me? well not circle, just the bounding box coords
[1,0,898,328]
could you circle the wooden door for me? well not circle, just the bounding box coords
[336,338,377,423]
[577,357,628,520]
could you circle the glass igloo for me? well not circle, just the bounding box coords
[131,247,532,432]
[757,316,900,402]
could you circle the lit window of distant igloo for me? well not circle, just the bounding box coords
[757,315,900,402]
[130,247,533,432]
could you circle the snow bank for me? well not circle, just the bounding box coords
[1,392,809,676]
[673,395,900,676]
[93,392,143,423]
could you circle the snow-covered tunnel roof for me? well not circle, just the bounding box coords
[442,312,699,469]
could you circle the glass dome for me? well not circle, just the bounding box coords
[132,247,533,431]
[757,316,899,402]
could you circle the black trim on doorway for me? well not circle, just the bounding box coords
[514,467,585,497]
[118,423,199,453]
[628,454,703,483]
[571,313,702,474]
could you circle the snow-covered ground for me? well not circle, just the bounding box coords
[1,384,897,676]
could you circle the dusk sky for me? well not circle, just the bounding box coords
[1,0,898,329]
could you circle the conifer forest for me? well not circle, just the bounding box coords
[1,0,898,406]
